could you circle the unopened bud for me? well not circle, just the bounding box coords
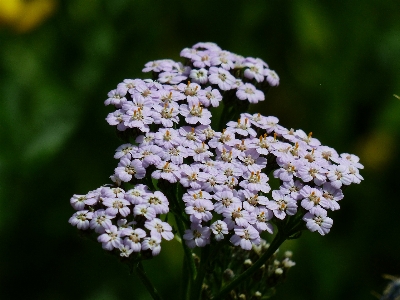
[223,269,235,281]
[275,267,283,275]
[262,242,270,251]
[244,259,252,267]
[284,251,293,258]
[282,258,296,268]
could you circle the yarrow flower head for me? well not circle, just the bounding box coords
[69,42,363,299]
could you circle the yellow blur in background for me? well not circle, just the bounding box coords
[0,0,56,33]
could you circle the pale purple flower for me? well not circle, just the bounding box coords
[133,204,156,220]
[297,162,327,186]
[335,153,364,169]
[188,141,214,162]
[238,190,269,212]
[106,110,127,131]
[239,171,270,193]
[142,59,175,72]
[70,194,89,210]
[192,51,212,68]
[273,157,301,182]
[158,71,187,84]
[226,117,257,137]
[317,145,339,162]
[220,162,243,178]
[114,158,146,182]
[119,242,134,257]
[179,102,212,125]
[223,204,254,229]
[180,164,206,189]
[69,210,93,230]
[104,89,126,107]
[210,50,235,70]
[133,145,163,168]
[271,190,297,220]
[259,115,281,133]
[97,225,122,251]
[154,128,180,149]
[321,182,343,211]
[192,42,221,51]
[215,146,240,163]
[122,94,152,111]
[136,132,156,146]
[295,130,321,148]
[300,186,329,211]
[157,89,185,104]
[122,107,153,132]
[182,189,212,205]
[213,189,241,214]
[161,145,189,165]
[178,126,202,147]
[195,125,216,141]
[122,228,146,252]
[264,69,280,86]
[124,184,152,205]
[185,199,214,222]
[142,236,162,256]
[252,207,274,234]
[145,218,174,241]
[144,191,169,214]
[279,179,304,200]
[199,170,227,193]
[244,63,265,82]
[326,164,352,189]
[208,67,235,90]
[178,82,202,102]
[89,209,114,233]
[152,161,181,183]
[189,68,208,84]
[114,143,136,160]
[230,225,260,250]
[134,83,157,102]
[348,165,364,184]
[198,87,222,107]
[183,223,211,248]
[152,102,180,127]
[116,79,144,95]
[180,47,199,59]
[210,220,229,241]
[208,129,237,149]
[103,198,131,217]
[236,83,265,103]
[303,207,333,235]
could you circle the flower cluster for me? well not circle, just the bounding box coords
[69,42,363,259]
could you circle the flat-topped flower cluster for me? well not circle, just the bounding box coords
[69,42,363,258]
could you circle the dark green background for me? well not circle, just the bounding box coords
[1,1,399,299]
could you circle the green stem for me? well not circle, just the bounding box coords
[175,213,197,281]
[189,245,211,300]
[135,261,163,300]
[212,231,287,300]
[182,257,190,300]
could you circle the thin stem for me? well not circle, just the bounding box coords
[189,245,211,300]
[212,231,287,300]
[182,257,190,300]
[175,213,197,282]
[135,261,163,300]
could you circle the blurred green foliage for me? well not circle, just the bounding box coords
[0,0,399,299]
